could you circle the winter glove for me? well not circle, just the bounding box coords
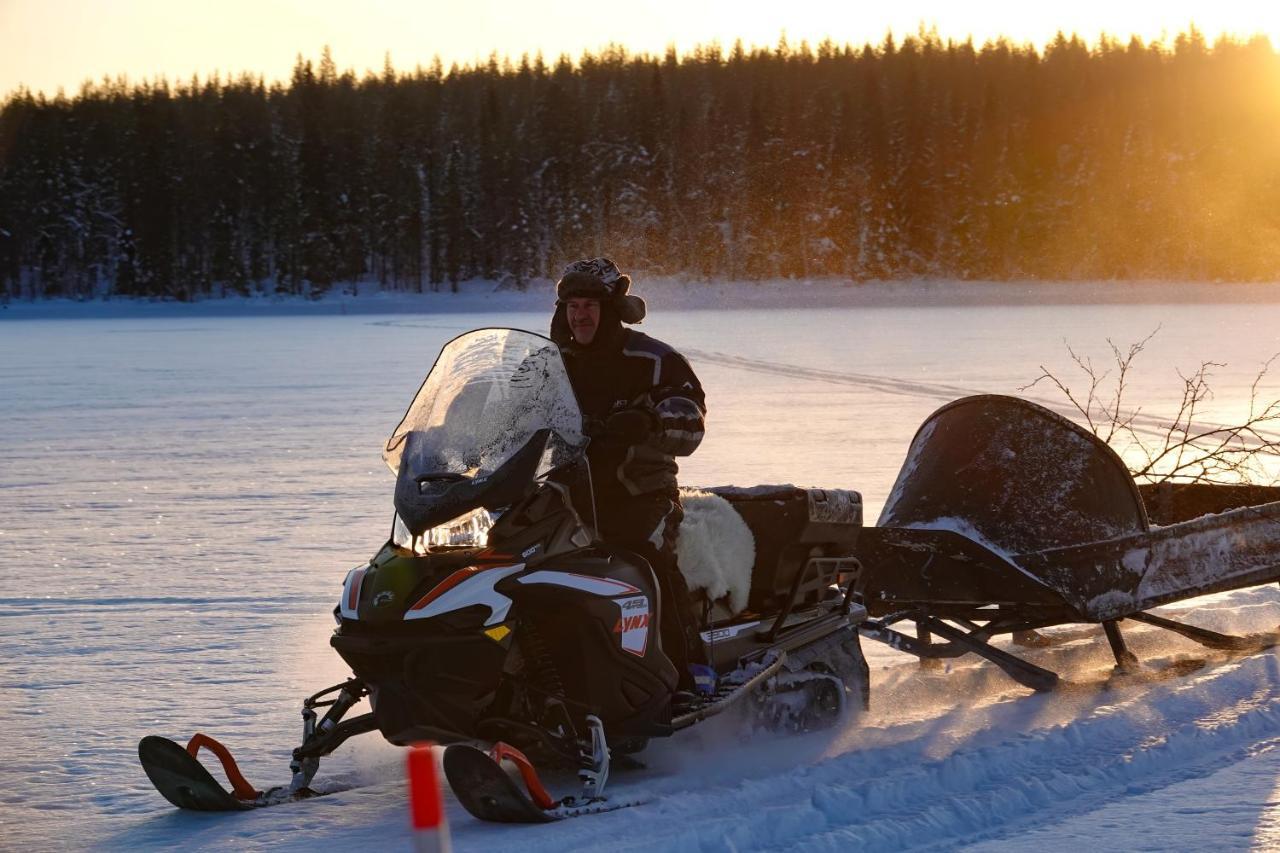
[603,406,659,445]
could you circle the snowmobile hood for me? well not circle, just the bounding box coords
[384,329,587,537]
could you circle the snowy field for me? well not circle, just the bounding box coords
[5,280,1280,850]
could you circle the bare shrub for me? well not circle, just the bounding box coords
[1021,329,1280,485]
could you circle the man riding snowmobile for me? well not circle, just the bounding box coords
[137,321,871,820]
[550,257,710,691]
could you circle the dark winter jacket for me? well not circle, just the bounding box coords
[557,320,706,506]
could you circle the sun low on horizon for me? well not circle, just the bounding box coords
[2,0,1280,97]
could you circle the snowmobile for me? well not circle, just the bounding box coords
[138,327,869,821]
[852,394,1280,692]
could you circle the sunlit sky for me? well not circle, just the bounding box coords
[2,0,1279,97]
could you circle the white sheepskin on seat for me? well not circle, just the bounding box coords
[676,489,756,618]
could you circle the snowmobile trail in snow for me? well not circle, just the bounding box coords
[684,348,1280,449]
[682,347,987,404]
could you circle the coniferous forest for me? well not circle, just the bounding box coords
[2,30,1280,300]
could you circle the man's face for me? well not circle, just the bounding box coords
[566,297,602,345]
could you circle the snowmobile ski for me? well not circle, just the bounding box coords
[442,744,555,823]
[139,735,335,811]
[442,744,645,823]
[138,736,255,812]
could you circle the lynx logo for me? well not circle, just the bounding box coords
[611,595,650,657]
[372,590,395,608]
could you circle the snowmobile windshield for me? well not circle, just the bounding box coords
[384,329,586,535]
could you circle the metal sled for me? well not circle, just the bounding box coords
[853,395,1280,690]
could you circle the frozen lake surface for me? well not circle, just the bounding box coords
[5,282,1280,850]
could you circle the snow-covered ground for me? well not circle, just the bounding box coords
[5,280,1280,851]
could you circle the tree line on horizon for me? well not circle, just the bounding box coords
[2,30,1279,300]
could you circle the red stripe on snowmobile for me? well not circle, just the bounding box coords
[347,567,367,613]
[473,549,515,563]
[489,742,556,810]
[185,733,261,802]
[409,564,507,612]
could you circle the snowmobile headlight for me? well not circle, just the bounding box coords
[426,507,493,548]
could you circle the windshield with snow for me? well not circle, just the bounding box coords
[384,328,585,487]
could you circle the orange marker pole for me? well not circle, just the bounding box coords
[407,743,451,853]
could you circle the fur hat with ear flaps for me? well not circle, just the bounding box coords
[555,257,646,325]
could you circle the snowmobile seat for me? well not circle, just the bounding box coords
[707,485,862,614]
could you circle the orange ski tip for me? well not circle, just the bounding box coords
[185,732,261,801]
[488,741,556,810]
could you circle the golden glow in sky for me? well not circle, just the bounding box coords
[2,0,1279,96]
